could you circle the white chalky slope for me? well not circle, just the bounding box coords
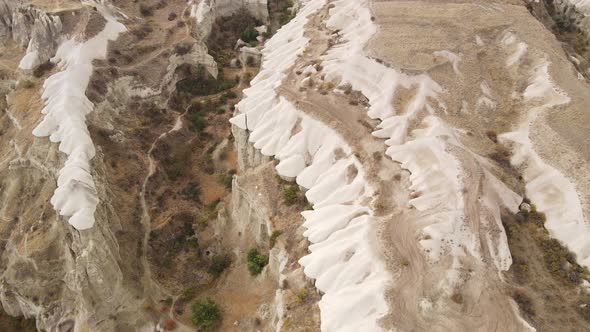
[33,3,125,230]
[230,0,391,330]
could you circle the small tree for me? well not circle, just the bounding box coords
[191,298,221,331]
[187,111,206,133]
[247,248,269,275]
[208,255,231,278]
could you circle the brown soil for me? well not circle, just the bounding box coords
[83,9,107,39]
[0,308,35,332]
[503,211,590,331]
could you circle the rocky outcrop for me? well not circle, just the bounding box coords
[231,122,271,171]
[528,0,590,78]
[229,124,321,331]
[0,3,152,331]
[190,0,269,41]
[239,46,262,67]
[215,0,268,22]
[161,43,218,95]
[0,0,62,72]
[0,131,150,331]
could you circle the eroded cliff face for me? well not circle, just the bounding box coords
[226,126,321,331]
[230,0,590,330]
[0,1,154,330]
[527,0,590,79]
[2,0,590,331]
[0,0,62,72]
[0,0,276,331]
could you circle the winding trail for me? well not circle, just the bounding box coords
[137,108,198,332]
[138,109,187,298]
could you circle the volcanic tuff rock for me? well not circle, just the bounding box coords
[0,0,278,330]
[2,0,590,331]
[161,43,218,94]
[0,0,62,71]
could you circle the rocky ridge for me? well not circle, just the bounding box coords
[1,0,590,331]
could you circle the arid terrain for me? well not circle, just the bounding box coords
[0,0,589,331]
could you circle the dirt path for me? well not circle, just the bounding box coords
[139,107,187,298]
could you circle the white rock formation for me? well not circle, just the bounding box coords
[33,2,125,230]
[500,57,590,269]
[321,0,519,276]
[161,42,218,93]
[231,0,391,329]
[564,0,590,13]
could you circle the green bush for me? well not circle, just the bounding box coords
[283,185,299,205]
[262,31,272,39]
[279,10,295,26]
[196,199,221,230]
[175,42,192,55]
[527,206,546,227]
[240,26,259,43]
[0,306,36,332]
[173,230,198,252]
[186,238,198,249]
[176,65,238,96]
[512,289,535,318]
[201,153,215,174]
[205,199,220,213]
[247,248,269,275]
[269,230,283,248]
[189,102,203,114]
[33,61,55,78]
[524,205,589,284]
[208,255,231,278]
[295,289,308,302]
[206,9,259,63]
[539,237,588,284]
[512,259,529,284]
[187,111,207,133]
[182,287,196,301]
[224,90,238,100]
[191,298,221,330]
[182,182,201,201]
